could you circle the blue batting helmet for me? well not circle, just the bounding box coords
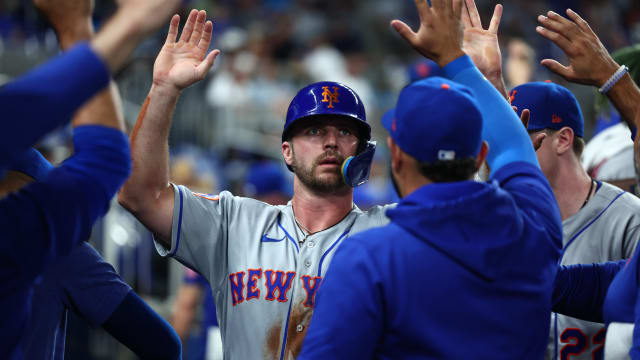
[282,81,375,187]
[282,81,370,142]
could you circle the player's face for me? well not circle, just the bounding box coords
[529,130,555,178]
[289,118,360,193]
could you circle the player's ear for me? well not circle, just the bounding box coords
[555,127,574,155]
[387,137,403,173]
[282,141,294,167]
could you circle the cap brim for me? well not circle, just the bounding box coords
[381,108,395,133]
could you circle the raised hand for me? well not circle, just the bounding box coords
[153,10,220,93]
[391,0,465,68]
[536,9,618,87]
[461,0,506,97]
[461,1,502,79]
[34,0,95,48]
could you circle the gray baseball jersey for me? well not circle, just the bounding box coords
[155,184,392,360]
[546,181,640,360]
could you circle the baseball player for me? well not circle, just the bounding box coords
[300,0,562,358]
[510,81,640,360]
[118,10,391,359]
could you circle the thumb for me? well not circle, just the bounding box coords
[391,20,418,46]
[195,49,220,80]
[541,59,572,80]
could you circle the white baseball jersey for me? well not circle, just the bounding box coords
[155,184,392,360]
[546,182,640,360]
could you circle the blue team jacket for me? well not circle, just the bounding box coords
[300,162,563,359]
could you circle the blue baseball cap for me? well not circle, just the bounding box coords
[509,81,584,138]
[408,59,443,83]
[244,162,290,197]
[382,77,483,163]
[9,148,53,181]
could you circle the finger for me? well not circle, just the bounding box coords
[165,14,180,45]
[521,109,530,129]
[195,49,220,80]
[178,9,198,43]
[431,0,445,13]
[536,25,573,54]
[546,10,580,38]
[198,20,213,52]
[461,0,473,30]
[540,59,573,79]
[566,8,595,36]
[413,0,432,24]
[452,0,463,22]
[465,0,482,28]
[189,10,207,46]
[391,20,419,46]
[488,4,503,34]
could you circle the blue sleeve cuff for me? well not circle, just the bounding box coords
[443,54,475,80]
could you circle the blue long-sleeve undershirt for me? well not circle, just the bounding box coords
[0,125,130,359]
[0,42,110,169]
[552,261,625,323]
[443,55,539,173]
[102,291,182,359]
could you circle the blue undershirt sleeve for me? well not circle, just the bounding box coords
[102,291,182,359]
[0,125,130,284]
[443,55,538,173]
[0,43,109,168]
[552,262,625,323]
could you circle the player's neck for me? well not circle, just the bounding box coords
[291,183,354,234]
[548,159,593,221]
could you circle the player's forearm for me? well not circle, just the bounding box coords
[486,72,509,100]
[119,86,177,208]
[606,74,640,131]
[72,82,126,131]
[89,8,146,74]
[552,262,624,323]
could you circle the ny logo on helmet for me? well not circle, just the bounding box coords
[321,86,340,108]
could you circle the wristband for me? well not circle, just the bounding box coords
[598,65,629,94]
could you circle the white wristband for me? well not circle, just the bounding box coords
[598,65,629,94]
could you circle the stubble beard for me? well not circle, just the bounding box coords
[291,149,350,195]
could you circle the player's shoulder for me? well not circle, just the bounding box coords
[355,202,396,220]
[598,182,640,208]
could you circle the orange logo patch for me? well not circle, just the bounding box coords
[509,89,517,104]
[552,114,563,124]
[321,86,340,109]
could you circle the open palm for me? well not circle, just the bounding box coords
[461,0,503,79]
[153,9,220,91]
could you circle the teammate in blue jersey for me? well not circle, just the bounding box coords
[4,152,181,360]
[0,0,184,357]
[300,1,563,359]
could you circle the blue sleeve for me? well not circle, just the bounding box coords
[58,243,132,327]
[633,295,640,358]
[443,55,538,172]
[299,236,382,359]
[102,291,182,359]
[0,125,131,285]
[0,43,109,168]
[552,261,625,323]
